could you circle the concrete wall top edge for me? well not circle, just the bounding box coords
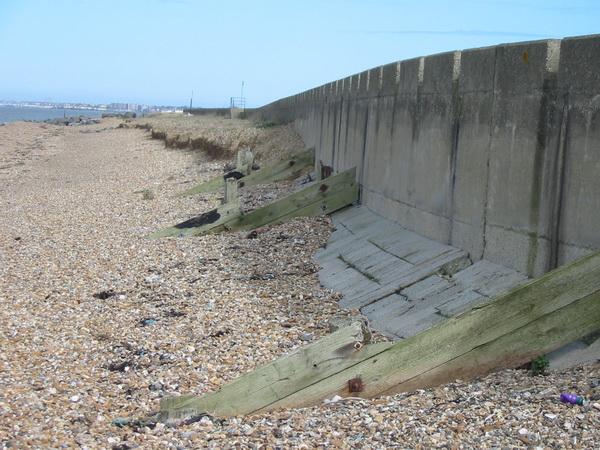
[562,32,600,41]
[494,40,559,94]
[422,51,459,94]
[398,57,422,94]
[380,62,399,96]
[367,67,382,96]
[558,34,600,92]
[358,69,370,93]
[254,34,595,108]
[459,46,496,93]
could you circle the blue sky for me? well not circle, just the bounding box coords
[0,0,598,107]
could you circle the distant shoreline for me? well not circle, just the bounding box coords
[0,106,133,124]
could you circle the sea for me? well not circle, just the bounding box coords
[0,105,108,123]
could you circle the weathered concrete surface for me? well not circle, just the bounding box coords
[555,35,600,265]
[548,338,600,370]
[483,40,561,277]
[316,206,527,340]
[254,34,600,278]
[317,205,600,367]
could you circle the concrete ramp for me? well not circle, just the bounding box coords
[316,206,528,340]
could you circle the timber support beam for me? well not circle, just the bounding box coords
[158,250,600,419]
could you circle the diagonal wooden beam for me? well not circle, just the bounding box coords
[179,148,315,196]
[151,167,358,238]
[157,251,600,419]
[158,322,392,422]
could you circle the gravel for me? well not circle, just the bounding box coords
[0,118,598,449]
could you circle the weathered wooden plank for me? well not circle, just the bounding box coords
[223,178,239,204]
[153,168,357,238]
[149,202,241,238]
[179,148,314,196]
[260,251,600,410]
[179,173,226,196]
[229,168,357,231]
[236,148,254,176]
[387,290,600,395]
[232,186,358,232]
[342,248,469,310]
[157,322,392,421]
[201,185,357,237]
[360,293,411,339]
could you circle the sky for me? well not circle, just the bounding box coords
[0,0,598,107]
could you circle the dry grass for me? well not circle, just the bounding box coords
[133,114,305,165]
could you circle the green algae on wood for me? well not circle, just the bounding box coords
[151,167,358,238]
[179,148,315,196]
[264,250,600,411]
[149,202,241,238]
[157,250,600,418]
[228,167,357,232]
[158,322,392,421]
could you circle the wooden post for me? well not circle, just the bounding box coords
[244,149,254,174]
[236,149,245,173]
[180,147,315,197]
[152,167,357,238]
[236,148,255,176]
[224,178,239,205]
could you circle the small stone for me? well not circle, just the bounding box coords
[181,432,196,439]
[518,428,529,435]
[145,274,161,283]
[149,382,163,391]
[299,333,313,342]
[199,416,213,427]
[140,318,157,326]
[544,413,557,420]
[70,395,80,403]
[324,395,344,404]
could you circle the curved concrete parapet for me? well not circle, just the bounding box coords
[252,34,600,278]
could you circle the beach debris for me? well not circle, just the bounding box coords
[560,392,586,406]
[107,360,134,372]
[140,318,158,327]
[93,290,120,300]
[209,329,230,338]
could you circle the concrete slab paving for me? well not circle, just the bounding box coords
[317,205,528,340]
[548,338,600,370]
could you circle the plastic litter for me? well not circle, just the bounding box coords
[560,392,586,406]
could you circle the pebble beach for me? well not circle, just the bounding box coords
[0,117,598,449]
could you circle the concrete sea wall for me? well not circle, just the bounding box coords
[253,34,600,277]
